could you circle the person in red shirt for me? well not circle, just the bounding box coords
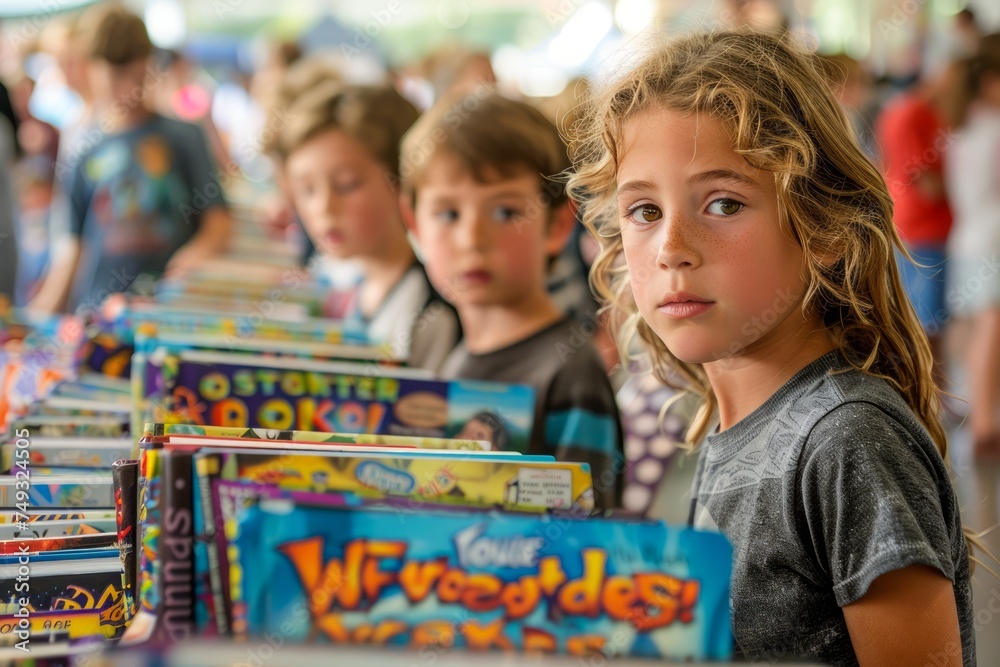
[877,70,954,365]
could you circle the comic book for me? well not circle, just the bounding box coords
[113,459,139,621]
[194,449,593,512]
[1,437,133,471]
[131,347,428,443]
[0,474,115,508]
[207,480,355,633]
[142,422,490,451]
[106,303,369,346]
[156,450,195,643]
[191,446,591,635]
[231,503,733,660]
[0,609,110,645]
[141,350,536,452]
[0,517,118,539]
[137,330,387,363]
[0,558,127,637]
[9,415,130,439]
[0,509,116,524]
[0,531,118,554]
[135,448,162,632]
[0,545,120,566]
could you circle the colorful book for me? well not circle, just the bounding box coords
[143,422,490,451]
[0,531,118,554]
[0,558,127,636]
[114,293,380,355]
[0,474,115,508]
[0,608,112,643]
[194,448,593,512]
[9,415,130,439]
[131,348,431,443]
[156,450,195,643]
[1,437,133,471]
[232,503,733,660]
[0,509,116,524]
[141,350,535,452]
[0,545,121,566]
[113,459,139,621]
[0,517,118,539]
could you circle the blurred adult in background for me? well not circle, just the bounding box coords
[944,34,1000,460]
[423,47,496,100]
[953,9,982,59]
[0,81,18,303]
[876,64,954,372]
[6,65,59,305]
[249,40,302,111]
[256,54,342,267]
[151,49,232,172]
[29,5,231,315]
[42,12,95,178]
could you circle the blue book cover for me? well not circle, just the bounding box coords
[232,504,733,660]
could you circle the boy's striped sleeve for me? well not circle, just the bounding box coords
[540,362,625,511]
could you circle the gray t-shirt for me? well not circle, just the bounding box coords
[689,351,973,665]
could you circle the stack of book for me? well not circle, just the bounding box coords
[1,419,134,650]
[118,422,732,661]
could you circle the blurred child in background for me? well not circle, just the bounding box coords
[877,63,954,369]
[258,55,341,264]
[28,5,231,315]
[401,92,624,510]
[274,81,459,372]
[945,34,1000,459]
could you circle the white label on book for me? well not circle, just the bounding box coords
[515,468,573,509]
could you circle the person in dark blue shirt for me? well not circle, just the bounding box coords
[30,5,231,315]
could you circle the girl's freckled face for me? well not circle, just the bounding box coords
[616,107,811,364]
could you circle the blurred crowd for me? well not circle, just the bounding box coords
[0,2,998,458]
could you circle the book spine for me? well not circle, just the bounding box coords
[112,459,139,623]
[194,452,228,636]
[135,447,162,622]
[156,450,195,643]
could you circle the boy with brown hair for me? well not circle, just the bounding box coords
[30,4,231,315]
[400,92,624,510]
[275,81,459,372]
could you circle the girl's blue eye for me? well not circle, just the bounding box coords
[493,206,519,223]
[707,198,743,216]
[628,204,662,225]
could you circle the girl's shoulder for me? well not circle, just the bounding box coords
[795,368,945,481]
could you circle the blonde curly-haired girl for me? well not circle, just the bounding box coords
[570,30,975,666]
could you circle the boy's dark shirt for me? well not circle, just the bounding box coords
[441,317,624,510]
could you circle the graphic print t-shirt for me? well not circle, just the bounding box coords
[66,114,225,310]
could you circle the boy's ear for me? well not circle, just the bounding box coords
[544,201,577,258]
[400,192,419,238]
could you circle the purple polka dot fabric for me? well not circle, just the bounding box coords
[618,373,688,516]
